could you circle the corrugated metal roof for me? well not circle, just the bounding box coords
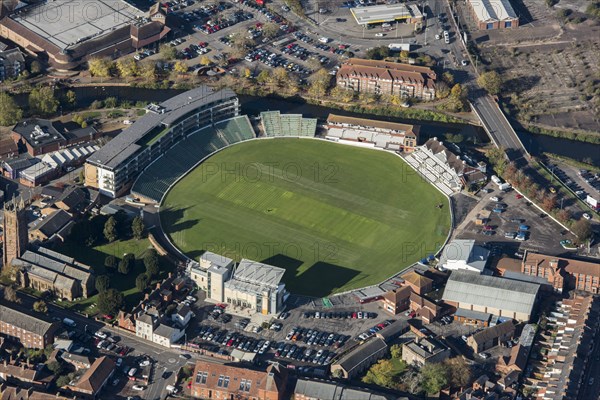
[443,270,539,316]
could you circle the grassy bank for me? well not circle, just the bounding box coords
[544,153,600,173]
[527,125,600,145]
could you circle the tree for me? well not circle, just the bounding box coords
[257,70,270,85]
[272,67,289,87]
[136,273,151,291]
[435,81,450,99]
[28,86,59,116]
[306,57,322,72]
[477,71,502,95]
[199,55,212,66]
[30,60,43,74]
[65,90,76,107]
[420,363,448,394]
[442,71,455,85]
[174,61,188,74]
[160,44,177,60]
[572,219,592,241]
[362,359,395,388]
[104,97,118,108]
[308,68,331,98]
[56,374,71,387]
[542,194,557,212]
[262,22,280,39]
[444,357,471,388]
[116,58,139,79]
[132,216,145,240]
[144,249,160,277]
[103,216,118,243]
[390,344,402,359]
[46,361,63,375]
[557,208,571,223]
[118,254,135,275]
[3,286,20,303]
[33,300,48,314]
[104,255,117,270]
[95,275,110,293]
[97,288,124,316]
[365,46,390,60]
[0,92,23,126]
[331,86,355,102]
[88,58,113,77]
[139,61,157,82]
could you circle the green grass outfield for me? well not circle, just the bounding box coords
[161,139,451,297]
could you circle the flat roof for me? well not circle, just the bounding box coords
[88,86,237,169]
[10,0,143,50]
[350,4,422,25]
[468,0,517,22]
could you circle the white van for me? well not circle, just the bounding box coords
[128,367,137,377]
[318,37,330,43]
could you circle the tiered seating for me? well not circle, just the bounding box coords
[260,111,317,137]
[404,150,456,196]
[131,116,255,202]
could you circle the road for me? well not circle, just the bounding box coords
[11,289,196,400]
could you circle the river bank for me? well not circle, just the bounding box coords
[8,84,600,166]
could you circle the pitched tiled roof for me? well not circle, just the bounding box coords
[0,303,55,337]
[402,271,433,288]
[72,356,115,394]
[192,360,285,397]
[31,209,72,238]
[470,320,516,346]
[335,338,387,375]
[382,286,411,305]
[524,252,600,278]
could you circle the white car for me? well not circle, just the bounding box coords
[186,296,197,302]
[94,331,108,339]
[583,213,592,220]
[461,59,469,66]
[478,352,489,359]
[490,196,500,202]
[139,360,151,367]
[375,33,385,37]
[132,385,146,391]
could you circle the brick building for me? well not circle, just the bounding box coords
[467,0,519,30]
[0,303,59,349]
[11,119,99,157]
[519,251,600,294]
[64,356,115,399]
[336,58,436,100]
[381,286,411,315]
[191,361,288,400]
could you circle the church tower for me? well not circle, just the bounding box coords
[3,197,28,269]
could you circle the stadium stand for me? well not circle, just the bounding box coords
[260,111,317,137]
[131,116,255,203]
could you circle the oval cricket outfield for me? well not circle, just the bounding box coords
[160,138,451,297]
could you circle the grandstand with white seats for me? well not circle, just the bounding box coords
[325,114,419,152]
[260,111,317,137]
[404,137,486,196]
[131,116,256,203]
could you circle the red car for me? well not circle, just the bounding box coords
[103,314,114,320]
[516,194,523,199]
[483,225,493,231]
[226,339,234,347]
[352,312,358,319]
[198,42,208,48]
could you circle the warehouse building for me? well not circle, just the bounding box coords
[443,270,539,322]
[467,0,519,30]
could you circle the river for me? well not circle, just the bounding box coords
[15,85,599,166]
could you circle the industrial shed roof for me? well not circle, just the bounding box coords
[443,270,539,316]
